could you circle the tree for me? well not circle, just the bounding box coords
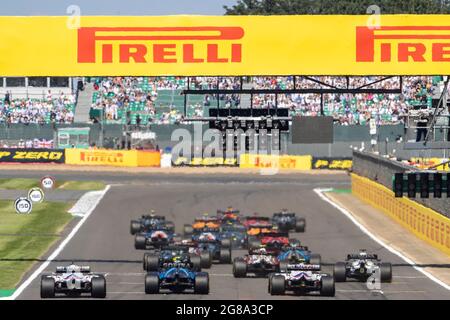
[223,0,450,15]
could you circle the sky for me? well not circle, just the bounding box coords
[0,0,237,15]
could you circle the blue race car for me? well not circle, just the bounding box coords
[134,226,178,250]
[277,243,321,270]
[220,223,248,249]
[130,213,175,235]
[191,228,232,264]
[272,210,306,233]
[144,258,209,294]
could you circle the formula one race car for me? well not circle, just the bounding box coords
[249,231,290,250]
[277,243,321,269]
[191,229,232,264]
[233,247,279,278]
[268,263,335,297]
[40,265,106,298]
[217,207,241,224]
[184,216,221,236]
[130,213,175,235]
[242,216,273,229]
[272,209,306,233]
[334,250,392,283]
[134,226,178,250]
[220,223,248,249]
[171,240,213,268]
[145,268,209,294]
[143,246,202,272]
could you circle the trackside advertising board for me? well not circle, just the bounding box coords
[2,15,450,76]
[0,149,65,163]
[65,149,161,167]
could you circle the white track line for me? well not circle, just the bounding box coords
[314,188,450,291]
[1,185,111,300]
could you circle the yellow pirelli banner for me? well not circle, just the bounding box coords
[352,173,450,256]
[2,15,450,76]
[240,154,312,170]
[65,149,160,167]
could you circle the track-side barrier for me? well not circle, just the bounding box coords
[65,149,161,167]
[312,157,352,170]
[239,154,312,170]
[352,173,450,256]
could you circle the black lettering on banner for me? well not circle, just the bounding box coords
[312,157,353,170]
[0,149,65,164]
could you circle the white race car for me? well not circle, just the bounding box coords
[40,265,106,298]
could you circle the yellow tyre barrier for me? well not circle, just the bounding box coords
[352,173,450,256]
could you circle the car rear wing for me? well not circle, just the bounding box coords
[217,209,240,214]
[286,264,321,271]
[262,232,289,238]
[347,253,378,260]
[273,212,296,217]
[244,217,271,222]
[56,266,91,273]
[141,215,166,220]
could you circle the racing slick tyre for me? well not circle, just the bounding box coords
[194,273,209,294]
[130,221,141,235]
[320,276,335,297]
[134,234,146,250]
[190,255,202,272]
[310,254,322,266]
[220,238,231,249]
[183,225,194,237]
[40,276,55,298]
[269,275,285,295]
[144,254,160,272]
[145,273,160,294]
[295,218,306,233]
[334,262,347,282]
[143,253,149,270]
[91,275,107,298]
[232,258,247,278]
[380,262,392,283]
[219,247,232,264]
[200,251,212,269]
[248,239,261,250]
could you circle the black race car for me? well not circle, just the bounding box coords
[143,246,202,272]
[272,209,306,233]
[130,213,175,235]
[334,250,392,283]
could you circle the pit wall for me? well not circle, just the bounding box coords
[352,151,450,218]
[352,173,450,256]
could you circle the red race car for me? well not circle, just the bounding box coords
[253,231,290,250]
[242,216,272,229]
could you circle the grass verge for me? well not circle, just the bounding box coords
[0,178,105,191]
[0,200,73,291]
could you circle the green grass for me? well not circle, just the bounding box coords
[0,178,105,191]
[58,181,105,191]
[0,200,73,291]
[0,178,39,190]
[329,188,352,194]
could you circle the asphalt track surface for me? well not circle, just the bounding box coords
[3,170,449,300]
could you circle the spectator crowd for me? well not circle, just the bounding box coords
[3,76,442,127]
[0,90,76,125]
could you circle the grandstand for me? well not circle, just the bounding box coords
[0,76,77,125]
[85,76,443,127]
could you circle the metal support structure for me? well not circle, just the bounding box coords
[320,94,324,116]
[424,76,450,146]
